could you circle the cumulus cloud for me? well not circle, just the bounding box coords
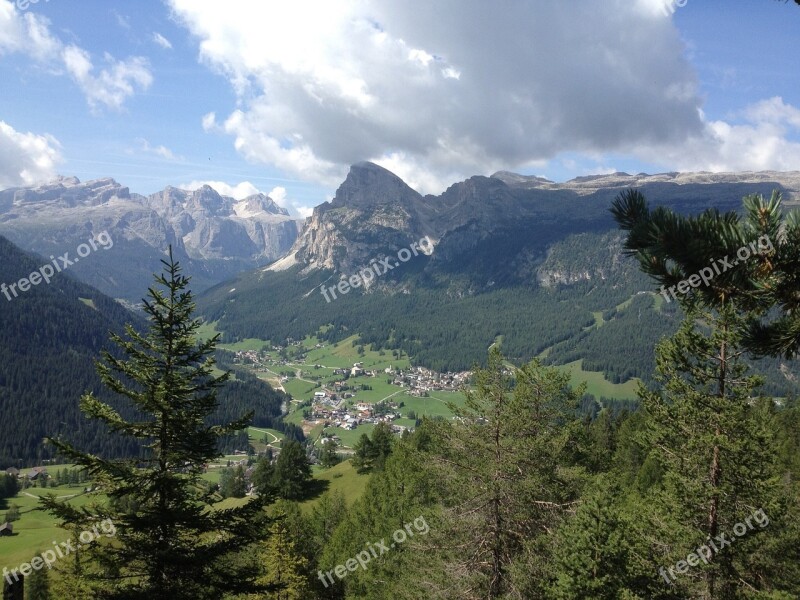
[201,111,217,131]
[638,97,800,173]
[169,0,710,192]
[0,120,61,189]
[267,186,317,217]
[0,2,60,61]
[62,47,152,111]
[0,0,151,110]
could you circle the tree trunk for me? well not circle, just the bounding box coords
[706,327,727,599]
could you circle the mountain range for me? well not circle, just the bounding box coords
[0,176,301,302]
[0,234,300,467]
[2,164,800,465]
[198,162,800,390]
[276,162,800,279]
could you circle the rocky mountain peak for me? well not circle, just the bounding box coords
[490,171,554,188]
[0,176,129,209]
[236,193,290,217]
[0,177,301,300]
[330,161,422,209]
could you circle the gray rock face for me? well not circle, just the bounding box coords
[0,177,301,300]
[285,162,429,274]
[275,162,800,293]
[491,169,800,200]
[141,185,297,261]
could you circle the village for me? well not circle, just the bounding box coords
[229,341,471,443]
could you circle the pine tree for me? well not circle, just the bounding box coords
[219,465,247,498]
[549,478,661,600]
[351,433,373,473]
[318,434,436,600]
[401,348,583,599]
[319,439,340,469]
[634,307,780,598]
[270,440,311,500]
[254,513,310,599]
[25,556,50,600]
[351,423,394,473]
[39,248,271,599]
[612,190,794,598]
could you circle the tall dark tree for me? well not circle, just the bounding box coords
[269,440,311,501]
[352,422,394,473]
[635,307,779,598]
[40,248,271,599]
[219,464,247,499]
[611,190,793,598]
[395,349,582,599]
[25,558,50,600]
[319,439,341,469]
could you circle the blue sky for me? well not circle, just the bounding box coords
[1,0,798,215]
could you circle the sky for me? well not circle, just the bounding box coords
[0,0,798,217]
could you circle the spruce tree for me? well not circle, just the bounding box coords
[25,553,50,600]
[270,440,311,500]
[39,249,270,599]
[254,513,310,599]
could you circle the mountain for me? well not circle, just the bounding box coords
[0,177,301,302]
[0,234,142,467]
[0,234,299,467]
[199,163,800,394]
[273,163,800,287]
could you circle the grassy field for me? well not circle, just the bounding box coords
[248,427,284,445]
[301,460,370,512]
[396,390,467,418]
[196,319,273,352]
[555,359,640,400]
[302,335,411,372]
[283,378,317,400]
[325,424,375,448]
[0,484,103,570]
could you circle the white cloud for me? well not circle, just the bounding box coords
[169,0,708,193]
[201,111,217,131]
[153,32,173,50]
[180,180,313,216]
[63,46,152,111]
[267,185,287,206]
[639,97,800,173]
[267,185,316,217]
[112,10,131,30]
[0,1,152,110]
[0,3,60,61]
[135,138,180,161]
[181,180,264,200]
[0,120,61,189]
[258,185,310,216]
